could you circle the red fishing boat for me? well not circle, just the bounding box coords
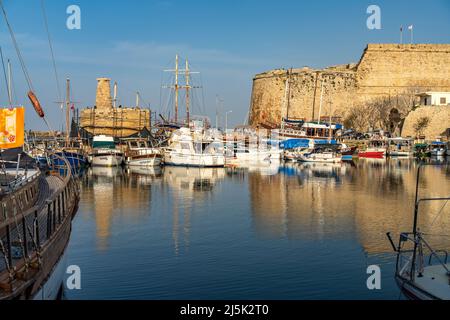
[358,139,387,159]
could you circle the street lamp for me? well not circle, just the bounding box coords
[225,110,232,133]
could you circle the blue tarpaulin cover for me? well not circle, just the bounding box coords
[280,139,338,149]
[280,139,310,149]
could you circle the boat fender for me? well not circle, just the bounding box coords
[28,91,45,118]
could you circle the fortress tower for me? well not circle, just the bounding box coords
[95,78,113,110]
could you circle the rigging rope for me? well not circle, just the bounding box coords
[0,0,58,143]
[40,0,62,105]
[0,0,34,92]
[429,200,449,227]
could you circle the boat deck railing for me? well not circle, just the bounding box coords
[0,152,80,299]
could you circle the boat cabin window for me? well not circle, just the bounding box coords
[181,143,191,151]
[93,141,116,149]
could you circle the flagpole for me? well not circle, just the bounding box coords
[408,25,414,44]
[400,26,403,44]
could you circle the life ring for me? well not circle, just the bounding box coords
[28,91,45,118]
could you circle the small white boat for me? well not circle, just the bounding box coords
[388,138,414,157]
[429,141,447,157]
[123,139,162,167]
[298,144,342,163]
[164,128,225,167]
[298,151,342,163]
[235,148,283,163]
[387,164,450,300]
[90,135,124,167]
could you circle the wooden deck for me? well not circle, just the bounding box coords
[0,157,80,300]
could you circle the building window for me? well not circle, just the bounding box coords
[440,97,446,105]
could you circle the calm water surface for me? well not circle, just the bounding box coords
[65,158,450,300]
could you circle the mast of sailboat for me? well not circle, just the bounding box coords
[175,54,179,123]
[163,55,200,125]
[317,78,325,125]
[280,69,291,131]
[328,100,333,141]
[65,77,71,146]
[136,91,140,108]
[185,59,190,124]
[7,59,12,107]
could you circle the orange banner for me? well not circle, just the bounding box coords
[0,107,25,149]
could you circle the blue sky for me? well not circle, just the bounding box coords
[0,0,449,130]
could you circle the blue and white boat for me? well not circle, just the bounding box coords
[429,141,447,157]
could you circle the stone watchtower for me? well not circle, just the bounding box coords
[79,77,151,138]
[95,78,113,110]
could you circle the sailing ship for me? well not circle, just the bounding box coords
[0,0,82,300]
[59,78,88,173]
[161,55,226,167]
[386,164,450,300]
[0,150,80,300]
[274,68,344,141]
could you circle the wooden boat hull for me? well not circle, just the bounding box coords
[0,171,80,300]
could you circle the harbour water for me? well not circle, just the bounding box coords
[65,158,449,300]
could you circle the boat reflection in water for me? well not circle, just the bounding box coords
[250,160,450,255]
[67,158,449,300]
[83,167,162,251]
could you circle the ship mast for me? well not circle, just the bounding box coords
[163,55,200,125]
[280,69,291,130]
[185,59,190,124]
[175,54,179,122]
[66,77,71,146]
[7,59,12,107]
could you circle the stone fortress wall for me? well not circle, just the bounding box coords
[249,44,450,137]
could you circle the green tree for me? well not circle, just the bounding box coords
[413,116,430,137]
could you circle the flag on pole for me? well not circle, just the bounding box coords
[408,25,414,44]
[400,26,403,44]
[71,103,75,110]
